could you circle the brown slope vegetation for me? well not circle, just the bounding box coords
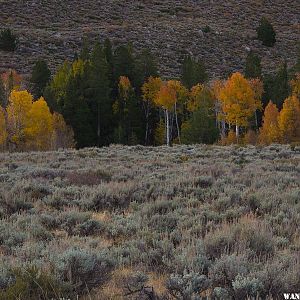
[0,0,299,78]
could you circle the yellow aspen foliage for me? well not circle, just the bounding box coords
[0,107,7,147]
[188,84,214,112]
[278,95,300,143]
[7,90,33,146]
[25,97,53,150]
[219,72,262,136]
[155,84,177,111]
[188,84,204,112]
[52,112,75,149]
[167,80,188,99]
[71,59,85,76]
[118,76,131,100]
[290,73,300,97]
[142,76,163,103]
[258,101,280,145]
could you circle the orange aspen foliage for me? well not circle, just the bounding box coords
[278,95,300,143]
[249,78,264,102]
[167,80,188,100]
[118,76,132,100]
[7,90,33,146]
[258,101,280,145]
[24,97,54,150]
[219,72,262,137]
[155,84,177,110]
[142,76,163,104]
[290,73,300,97]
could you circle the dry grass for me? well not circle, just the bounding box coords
[0,144,300,298]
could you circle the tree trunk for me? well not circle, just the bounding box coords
[221,120,226,138]
[255,110,258,130]
[174,102,181,144]
[166,109,170,146]
[145,101,150,145]
[97,101,101,147]
[235,122,239,142]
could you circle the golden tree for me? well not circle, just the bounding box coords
[249,78,264,127]
[258,101,280,145]
[166,80,188,143]
[24,97,54,150]
[211,79,226,137]
[278,95,300,143]
[154,84,177,146]
[290,73,300,97]
[7,90,33,148]
[142,77,163,144]
[219,72,262,140]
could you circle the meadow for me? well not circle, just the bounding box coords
[0,144,300,299]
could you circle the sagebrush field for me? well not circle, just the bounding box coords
[0,144,300,299]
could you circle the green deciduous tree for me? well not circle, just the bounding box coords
[182,85,219,144]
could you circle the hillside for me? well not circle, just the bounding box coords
[0,0,299,78]
[0,144,300,298]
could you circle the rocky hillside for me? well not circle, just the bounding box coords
[0,0,299,78]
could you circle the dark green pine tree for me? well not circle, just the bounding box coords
[63,71,95,148]
[88,42,113,146]
[263,62,289,109]
[79,37,90,61]
[181,55,208,89]
[133,49,158,88]
[114,83,144,145]
[103,38,114,77]
[133,49,159,145]
[30,60,51,98]
[113,44,135,82]
[245,51,262,79]
[256,17,276,47]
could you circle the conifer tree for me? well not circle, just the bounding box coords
[88,42,112,146]
[114,45,135,82]
[245,51,262,79]
[63,63,94,148]
[256,17,276,47]
[181,55,207,89]
[30,60,51,98]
